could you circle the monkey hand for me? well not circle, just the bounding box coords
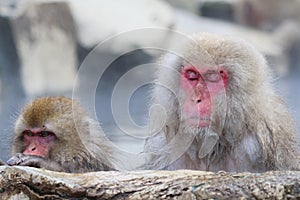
[7,153,47,168]
[6,153,64,171]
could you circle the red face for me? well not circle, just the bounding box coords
[180,65,228,127]
[22,128,56,158]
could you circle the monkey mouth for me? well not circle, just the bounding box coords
[186,117,211,128]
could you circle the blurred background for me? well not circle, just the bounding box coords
[0,0,300,162]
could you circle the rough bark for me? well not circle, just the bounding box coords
[0,166,299,199]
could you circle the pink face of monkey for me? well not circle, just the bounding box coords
[22,128,56,158]
[180,65,228,128]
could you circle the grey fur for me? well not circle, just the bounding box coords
[144,33,300,172]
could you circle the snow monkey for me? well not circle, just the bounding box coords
[7,96,115,172]
[144,33,300,172]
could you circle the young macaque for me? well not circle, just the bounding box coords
[145,33,300,172]
[7,96,115,172]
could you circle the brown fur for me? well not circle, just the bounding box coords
[10,96,115,172]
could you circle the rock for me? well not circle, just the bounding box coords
[234,0,300,30]
[174,9,282,57]
[0,12,25,100]
[0,166,299,199]
[199,0,235,22]
[233,0,300,73]
[0,0,77,96]
[67,0,176,52]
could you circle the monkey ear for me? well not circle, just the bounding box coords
[219,68,229,87]
[198,130,219,158]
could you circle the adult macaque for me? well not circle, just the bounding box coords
[145,33,300,172]
[7,96,115,172]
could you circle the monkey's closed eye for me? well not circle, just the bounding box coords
[185,70,199,81]
[203,71,221,82]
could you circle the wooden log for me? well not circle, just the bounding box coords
[0,166,299,199]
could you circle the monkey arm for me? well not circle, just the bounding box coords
[6,153,64,172]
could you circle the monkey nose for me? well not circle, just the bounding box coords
[24,143,38,154]
[192,96,202,104]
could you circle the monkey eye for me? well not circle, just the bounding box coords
[23,130,34,137]
[203,71,221,82]
[38,131,53,138]
[185,69,199,81]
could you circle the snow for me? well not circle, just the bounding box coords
[67,0,175,51]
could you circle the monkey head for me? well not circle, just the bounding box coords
[12,97,86,161]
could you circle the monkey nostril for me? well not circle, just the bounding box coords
[32,147,36,151]
[192,98,202,103]
[191,98,202,104]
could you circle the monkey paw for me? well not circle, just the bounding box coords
[7,153,44,168]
